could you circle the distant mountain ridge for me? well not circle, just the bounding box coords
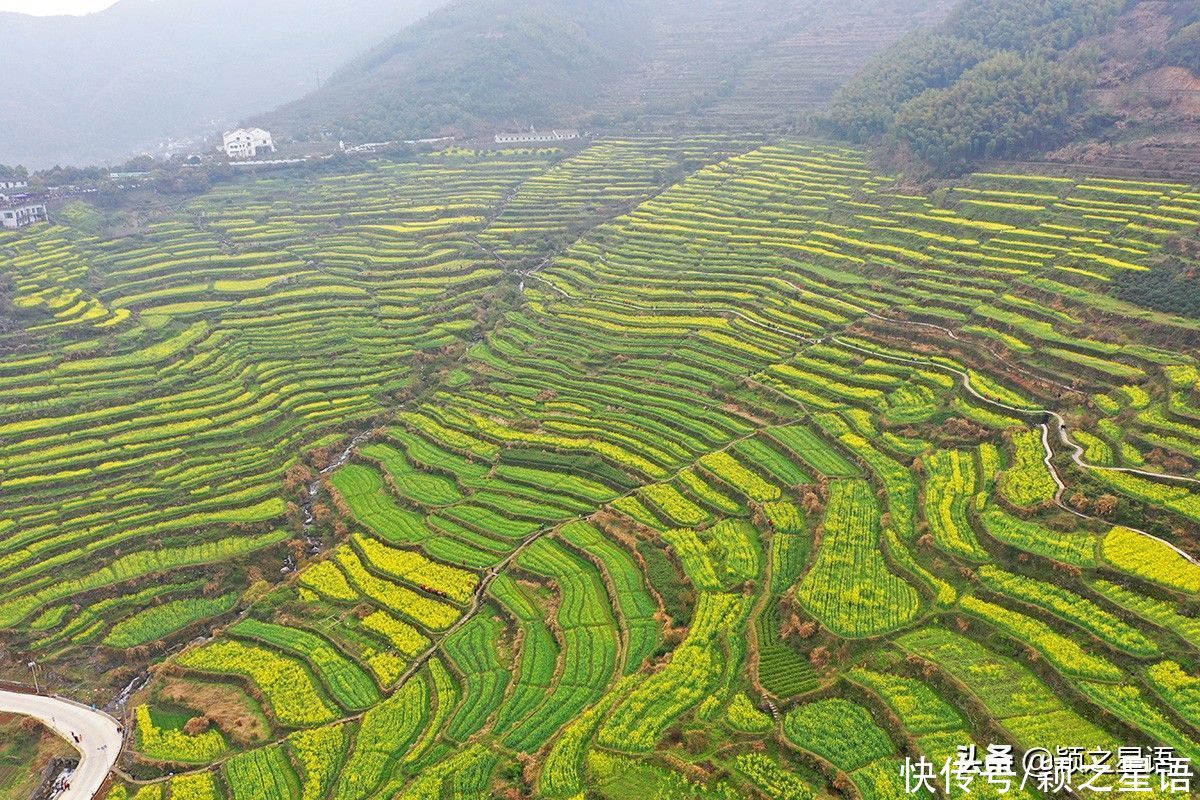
[258,0,956,144]
[261,0,648,144]
[0,0,446,167]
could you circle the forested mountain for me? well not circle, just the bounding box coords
[259,0,955,142]
[261,0,649,142]
[822,0,1200,172]
[0,0,446,167]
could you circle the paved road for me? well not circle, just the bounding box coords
[0,689,121,799]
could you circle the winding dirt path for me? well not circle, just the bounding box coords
[833,334,1200,566]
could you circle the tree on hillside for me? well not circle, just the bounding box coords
[891,53,1092,168]
[818,0,1127,171]
[1165,22,1200,73]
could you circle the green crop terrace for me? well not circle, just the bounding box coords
[4,137,1200,799]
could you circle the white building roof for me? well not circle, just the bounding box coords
[223,127,272,142]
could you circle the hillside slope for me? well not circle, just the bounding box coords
[0,0,445,167]
[9,137,1200,799]
[262,0,650,142]
[593,0,956,130]
[260,0,955,141]
[823,0,1200,174]
[1047,0,1200,178]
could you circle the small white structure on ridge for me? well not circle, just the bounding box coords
[494,128,580,145]
[222,128,275,159]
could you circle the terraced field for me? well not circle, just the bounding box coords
[5,137,1200,797]
[591,0,956,131]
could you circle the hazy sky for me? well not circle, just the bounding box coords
[0,0,120,14]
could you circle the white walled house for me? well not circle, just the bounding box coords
[1,202,48,229]
[222,128,275,159]
[0,179,28,191]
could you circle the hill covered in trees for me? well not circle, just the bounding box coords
[261,0,648,142]
[822,0,1200,172]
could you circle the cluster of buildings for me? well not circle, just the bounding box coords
[0,126,278,230]
[0,124,584,231]
[216,125,581,160]
[0,179,46,229]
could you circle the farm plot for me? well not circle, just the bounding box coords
[796,480,919,636]
[998,429,1057,509]
[783,698,917,799]
[176,640,340,727]
[500,538,620,753]
[598,592,750,752]
[923,450,987,560]
[0,154,549,653]
[897,627,1115,752]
